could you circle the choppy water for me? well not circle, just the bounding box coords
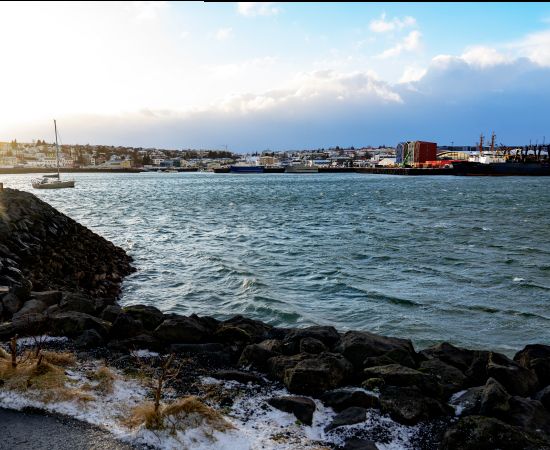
[3,172,550,354]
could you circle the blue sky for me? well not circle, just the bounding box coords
[1,2,550,151]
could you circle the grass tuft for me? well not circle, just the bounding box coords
[88,366,116,394]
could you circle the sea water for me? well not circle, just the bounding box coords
[4,172,550,355]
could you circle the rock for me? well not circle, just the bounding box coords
[440,415,550,450]
[450,386,484,416]
[514,344,550,387]
[238,344,277,371]
[30,290,62,306]
[101,304,122,323]
[267,396,316,425]
[379,386,453,425]
[283,352,354,395]
[267,353,310,381]
[75,329,104,349]
[479,377,511,417]
[214,325,253,343]
[11,278,32,302]
[221,315,271,342]
[59,293,98,316]
[325,406,368,431]
[321,389,379,412]
[109,333,164,352]
[336,330,416,370]
[12,299,47,321]
[361,378,385,391]
[299,337,327,354]
[505,396,550,438]
[154,316,209,343]
[50,311,111,337]
[363,347,417,369]
[122,304,164,331]
[2,293,21,315]
[213,370,264,385]
[363,364,440,397]
[283,326,340,352]
[343,439,379,450]
[110,313,144,339]
[419,358,466,398]
[487,353,539,396]
[257,339,283,353]
[171,343,224,354]
[535,386,550,411]
[421,342,474,372]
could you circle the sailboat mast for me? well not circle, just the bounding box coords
[54,119,60,178]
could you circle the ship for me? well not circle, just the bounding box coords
[229,165,264,174]
[452,133,550,176]
[284,164,319,173]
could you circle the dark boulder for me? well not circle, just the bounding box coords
[213,370,264,385]
[450,386,484,416]
[283,326,340,352]
[514,344,550,387]
[221,315,271,342]
[2,293,21,316]
[154,316,210,343]
[267,353,310,381]
[75,329,104,349]
[267,396,316,425]
[420,342,474,373]
[30,290,62,306]
[12,299,47,321]
[11,278,32,302]
[324,406,368,431]
[50,311,111,337]
[336,331,416,370]
[171,343,225,354]
[441,415,550,450]
[101,304,122,323]
[536,385,550,411]
[505,396,550,438]
[343,439,379,450]
[238,344,277,371]
[486,352,539,396]
[379,386,453,425]
[59,293,98,316]
[363,348,417,369]
[283,352,354,395]
[109,333,164,353]
[299,337,327,354]
[123,304,164,331]
[479,377,511,417]
[214,325,253,343]
[419,358,467,398]
[320,389,379,412]
[110,312,144,339]
[363,364,440,398]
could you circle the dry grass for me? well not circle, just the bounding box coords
[125,396,233,435]
[88,366,116,394]
[40,387,95,404]
[42,351,76,366]
[0,347,9,359]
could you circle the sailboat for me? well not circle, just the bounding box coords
[32,120,75,189]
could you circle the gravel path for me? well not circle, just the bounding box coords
[0,408,139,450]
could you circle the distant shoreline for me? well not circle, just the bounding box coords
[0,167,145,174]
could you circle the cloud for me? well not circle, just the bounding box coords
[510,29,550,66]
[237,2,279,17]
[369,13,416,33]
[398,66,427,83]
[461,46,510,67]
[377,30,421,58]
[215,27,233,41]
[132,1,168,22]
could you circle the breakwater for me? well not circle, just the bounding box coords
[0,188,549,449]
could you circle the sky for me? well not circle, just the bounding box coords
[1,2,550,151]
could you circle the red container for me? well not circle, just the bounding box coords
[414,141,437,163]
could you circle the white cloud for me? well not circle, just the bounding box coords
[237,2,279,17]
[461,46,510,67]
[179,31,190,40]
[377,30,422,58]
[510,29,550,66]
[369,13,416,33]
[214,70,402,114]
[132,1,168,22]
[399,66,427,83]
[215,27,233,41]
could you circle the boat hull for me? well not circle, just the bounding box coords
[32,180,75,189]
[285,166,319,173]
[229,166,264,174]
[452,161,550,176]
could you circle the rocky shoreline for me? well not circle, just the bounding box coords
[1,188,549,449]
